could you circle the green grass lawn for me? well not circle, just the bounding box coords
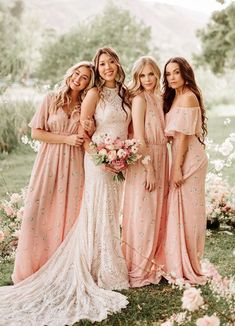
[0,145,36,198]
[207,113,235,144]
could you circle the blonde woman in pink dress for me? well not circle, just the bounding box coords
[122,56,169,287]
[157,57,208,285]
[12,61,95,284]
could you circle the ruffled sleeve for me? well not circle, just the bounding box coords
[165,107,202,137]
[28,93,53,131]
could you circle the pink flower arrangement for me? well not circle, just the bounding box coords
[89,134,141,181]
[206,173,235,228]
[0,189,26,258]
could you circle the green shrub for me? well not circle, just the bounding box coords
[0,100,36,153]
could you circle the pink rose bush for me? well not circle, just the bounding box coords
[89,134,141,182]
[206,173,235,228]
[205,129,235,229]
[0,189,26,259]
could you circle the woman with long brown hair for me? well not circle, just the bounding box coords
[157,57,208,284]
[0,48,130,324]
[12,61,95,283]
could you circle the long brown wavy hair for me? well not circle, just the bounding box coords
[128,56,161,99]
[93,47,130,116]
[162,57,207,145]
[49,61,95,114]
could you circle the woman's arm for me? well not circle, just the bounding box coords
[80,88,99,152]
[172,133,188,187]
[172,91,199,187]
[132,95,156,192]
[31,129,84,147]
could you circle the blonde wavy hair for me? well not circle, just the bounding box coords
[128,56,161,99]
[49,61,95,114]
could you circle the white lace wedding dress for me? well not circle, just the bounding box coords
[0,87,131,325]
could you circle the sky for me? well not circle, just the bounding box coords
[141,0,234,14]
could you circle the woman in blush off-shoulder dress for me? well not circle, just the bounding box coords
[0,47,130,325]
[157,57,208,285]
[12,61,95,284]
[122,56,169,287]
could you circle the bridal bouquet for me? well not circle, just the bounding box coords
[89,134,141,181]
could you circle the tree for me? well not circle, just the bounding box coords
[0,1,25,80]
[0,0,42,83]
[36,3,155,83]
[195,2,235,74]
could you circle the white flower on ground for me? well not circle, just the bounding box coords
[196,314,220,326]
[174,311,188,324]
[181,287,204,311]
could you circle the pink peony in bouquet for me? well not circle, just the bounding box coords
[89,134,141,181]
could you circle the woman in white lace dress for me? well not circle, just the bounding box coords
[0,47,131,325]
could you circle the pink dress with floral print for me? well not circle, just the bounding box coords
[122,91,169,287]
[12,93,84,283]
[157,106,208,284]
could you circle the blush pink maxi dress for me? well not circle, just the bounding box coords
[12,93,85,283]
[122,91,169,287]
[157,105,208,285]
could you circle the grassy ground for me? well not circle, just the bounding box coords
[0,230,234,325]
[207,113,235,145]
[0,145,36,198]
